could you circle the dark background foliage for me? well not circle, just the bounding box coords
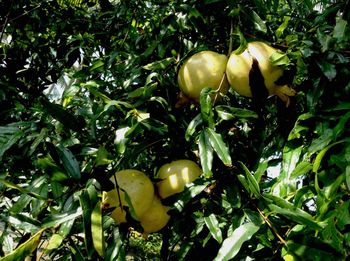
[0,0,349,260]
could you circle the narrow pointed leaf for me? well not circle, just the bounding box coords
[91,201,105,257]
[239,162,260,198]
[206,128,232,166]
[264,194,324,230]
[0,179,46,200]
[0,229,44,261]
[215,106,258,120]
[200,88,214,128]
[214,222,260,261]
[204,214,223,243]
[185,114,203,141]
[57,145,81,180]
[199,130,213,177]
[143,57,175,70]
[313,140,348,173]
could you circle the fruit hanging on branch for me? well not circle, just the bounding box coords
[177,51,229,105]
[102,169,155,224]
[156,159,202,199]
[226,41,296,106]
[139,196,170,236]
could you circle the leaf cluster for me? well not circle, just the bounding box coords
[0,0,349,260]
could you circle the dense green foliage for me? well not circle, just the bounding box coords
[0,0,349,260]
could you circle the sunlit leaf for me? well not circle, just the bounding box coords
[199,130,213,178]
[250,10,267,33]
[0,179,46,200]
[42,207,83,228]
[214,222,260,260]
[206,128,232,167]
[91,201,105,257]
[290,161,313,179]
[200,88,215,128]
[264,195,324,230]
[215,106,258,120]
[276,16,291,38]
[0,229,44,261]
[143,57,175,70]
[204,214,223,243]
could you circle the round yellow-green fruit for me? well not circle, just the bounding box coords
[102,169,154,224]
[177,51,229,101]
[283,253,297,261]
[139,196,170,236]
[226,41,296,105]
[156,159,202,199]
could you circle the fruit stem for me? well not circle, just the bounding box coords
[213,72,227,103]
[228,19,234,56]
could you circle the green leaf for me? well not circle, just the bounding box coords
[333,17,347,40]
[346,165,350,190]
[105,227,125,261]
[333,111,350,139]
[79,190,93,258]
[264,195,324,230]
[250,10,267,33]
[91,201,105,257]
[200,88,215,128]
[232,29,248,55]
[290,161,313,179]
[276,16,291,38]
[204,214,223,244]
[0,179,46,200]
[215,106,258,121]
[317,61,337,81]
[96,146,112,166]
[143,57,175,70]
[173,181,209,212]
[214,222,260,261]
[40,97,83,132]
[44,234,64,253]
[42,207,83,228]
[0,229,44,261]
[286,237,343,260]
[239,162,260,198]
[44,219,75,254]
[185,114,203,141]
[313,140,349,173]
[282,145,302,178]
[0,122,31,160]
[89,59,104,72]
[308,129,333,155]
[57,145,81,180]
[237,174,250,194]
[84,81,111,103]
[270,52,290,67]
[199,130,213,178]
[206,128,232,166]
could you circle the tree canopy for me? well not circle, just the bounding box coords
[0,0,349,260]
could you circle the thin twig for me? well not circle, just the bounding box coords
[256,206,287,246]
[0,2,42,29]
[228,19,234,56]
[0,0,14,42]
